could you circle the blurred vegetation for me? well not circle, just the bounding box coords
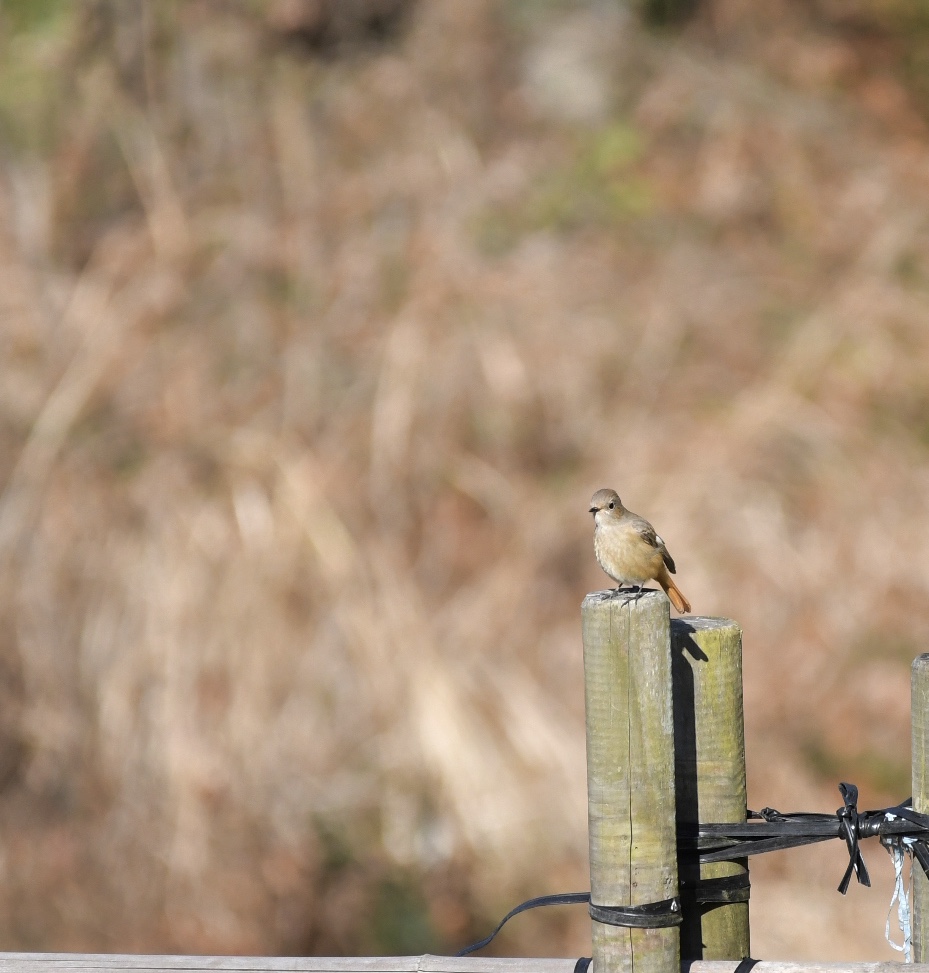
[0,0,928,961]
[639,0,700,28]
[802,739,910,799]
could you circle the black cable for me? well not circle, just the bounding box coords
[684,783,929,894]
[455,782,929,956]
[455,892,591,957]
[588,897,682,929]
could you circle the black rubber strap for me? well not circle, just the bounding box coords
[683,782,929,894]
[455,890,683,954]
[836,782,871,893]
[589,896,682,929]
[454,784,929,958]
[680,872,751,904]
[455,892,591,957]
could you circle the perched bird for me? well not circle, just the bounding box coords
[588,488,691,614]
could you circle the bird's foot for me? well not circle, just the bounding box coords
[612,584,647,602]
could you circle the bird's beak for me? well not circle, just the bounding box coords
[588,506,597,514]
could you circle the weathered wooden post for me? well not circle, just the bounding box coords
[912,653,929,961]
[671,617,750,961]
[582,588,680,973]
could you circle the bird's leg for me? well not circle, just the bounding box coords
[612,583,645,602]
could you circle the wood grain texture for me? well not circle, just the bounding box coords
[687,965,929,973]
[913,653,929,961]
[0,958,421,971]
[671,617,749,961]
[0,958,923,973]
[582,588,678,973]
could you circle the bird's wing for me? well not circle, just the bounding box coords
[630,518,660,548]
[659,539,677,574]
[632,519,678,574]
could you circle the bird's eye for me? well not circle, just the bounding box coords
[608,501,614,509]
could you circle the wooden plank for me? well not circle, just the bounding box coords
[582,589,679,973]
[0,958,577,973]
[671,617,749,961]
[0,958,422,972]
[421,960,578,973]
[688,965,929,973]
[914,653,929,961]
[0,958,924,973]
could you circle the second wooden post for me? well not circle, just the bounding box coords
[912,653,929,961]
[582,588,680,973]
[671,617,750,960]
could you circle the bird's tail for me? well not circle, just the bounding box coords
[660,574,691,614]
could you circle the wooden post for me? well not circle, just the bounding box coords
[912,653,929,961]
[582,588,679,973]
[671,617,750,961]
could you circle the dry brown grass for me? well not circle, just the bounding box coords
[1,0,929,959]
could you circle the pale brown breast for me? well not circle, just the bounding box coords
[594,522,664,585]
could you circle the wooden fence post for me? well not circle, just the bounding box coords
[582,588,679,973]
[671,617,750,961]
[912,653,929,961]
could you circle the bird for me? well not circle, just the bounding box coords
[588,488,691,614]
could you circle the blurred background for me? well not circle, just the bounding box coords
[0,0,928,959]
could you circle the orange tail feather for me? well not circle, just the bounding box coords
[660,574,691,614]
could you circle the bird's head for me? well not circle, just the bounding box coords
[589,488,624,524]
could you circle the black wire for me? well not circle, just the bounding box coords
[454,782,929,956]
[455,892,591,957]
